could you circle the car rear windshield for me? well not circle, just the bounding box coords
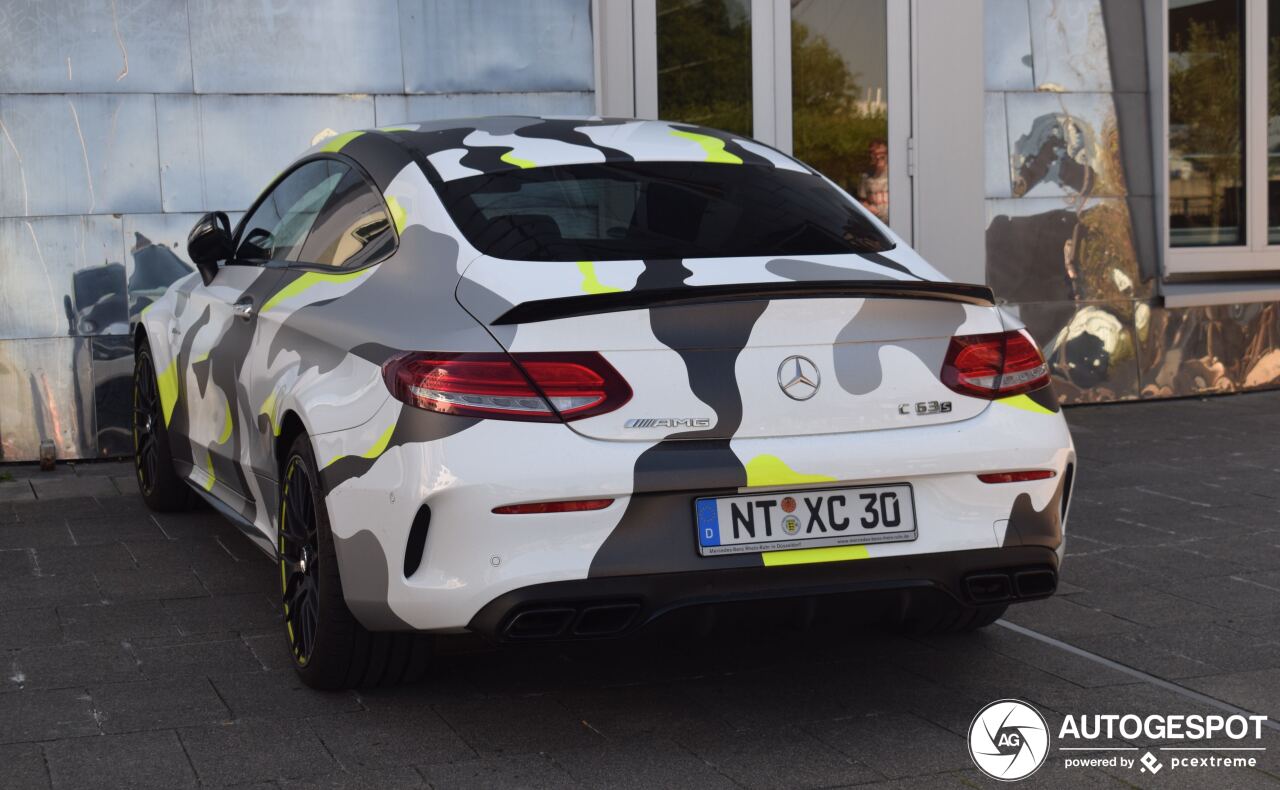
[435,161,894,261]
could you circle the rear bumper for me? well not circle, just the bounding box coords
[468,545,1058,641]
[320,398,1074,633]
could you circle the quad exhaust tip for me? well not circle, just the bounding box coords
[964,567,1056,604]
[502,602,642,640]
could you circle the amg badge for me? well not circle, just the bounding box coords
[624,418,713,429]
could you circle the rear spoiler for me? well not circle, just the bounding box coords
[492,280,996,325]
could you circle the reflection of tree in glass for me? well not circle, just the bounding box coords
[657,0,753,136]
[1169,20,1242,229]
[791,21,887,193]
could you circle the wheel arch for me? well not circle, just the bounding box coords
[275,410,309,479]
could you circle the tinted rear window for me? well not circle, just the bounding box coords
[436,162,893,261]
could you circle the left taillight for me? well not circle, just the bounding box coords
[940,329,1050,399]
[382,351,632,422]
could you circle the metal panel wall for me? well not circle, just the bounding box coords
[0,0,596,461]
[983,0,1280,404]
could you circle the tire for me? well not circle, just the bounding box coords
[889,602,1008,636]
[279,432,431,690]
[133,340,194,512]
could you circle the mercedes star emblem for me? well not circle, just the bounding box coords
[778,355,820,400]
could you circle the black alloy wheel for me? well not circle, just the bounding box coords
[281,456,322,666]
[132,342,192,512]
[277,433,432,689]
[133,351,162,496]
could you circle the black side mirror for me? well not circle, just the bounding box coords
[187,212,235,286]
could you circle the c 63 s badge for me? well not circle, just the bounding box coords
[899,400,952,416]
[624,418,713,429]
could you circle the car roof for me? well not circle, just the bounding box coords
[322,116,812,183]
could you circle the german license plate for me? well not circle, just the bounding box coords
[695,484,917,557]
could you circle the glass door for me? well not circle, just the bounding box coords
[633,0,912,240]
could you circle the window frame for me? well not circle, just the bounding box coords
[1160,0,1275,276]
[604,0,913,243]
[231,152,399,273]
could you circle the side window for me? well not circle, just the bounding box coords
[236,160,348,263]
[297,169,396,268]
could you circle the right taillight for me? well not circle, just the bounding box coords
[382,351,632,422]
[941,329,1050,399]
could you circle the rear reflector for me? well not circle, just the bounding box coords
[978,470,1057,484]
[383,352,631,422]
[941,329,1050,399]
[492,499,615,514]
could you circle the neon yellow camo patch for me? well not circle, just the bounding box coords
[995,394,1055,415]
[261,268,372,313]
[669,129,743,164]
[761,544,871,566]
[576,261,622,294]
[155,359,180,426]
[500,150,536,169]
[322,419,396,469]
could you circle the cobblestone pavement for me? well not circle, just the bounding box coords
[2,393,1279,788]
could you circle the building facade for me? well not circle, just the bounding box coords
[0,0,1275,462]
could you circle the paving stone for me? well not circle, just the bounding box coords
[0,523,75,551]
[194,561,277,597]
[67,462,135,478]
[556,682,723,738]
[67,515,168,545]
[91,675,230,733]
[683,725,881,789]
[134,635,265,677]
[1066,588,1226,629]
[0,573,101,614]
[180,719,336,786]
[10,641,140,690]
[1001,596,1140,641]
[30,477,119,500]
[57,601,180,642]
[0,465,75,482]
[806,712,971,779]
[45,730,196,789]
[125,535,245,569]
[1156,575,1280,617]
[109,476,138,495]
[92,568,207,603]
[418,754,580,790]
[277,767,427,789]
[434,695,602,756]
[0,481,35,503]
[973,626,1136,689]
[0,688,98,743]
[552,735,738,789]
[165,593,280,636]
[1183,668,1280,720]
[0,606,62,650]
[0,742,50,789]
[240,633,296,672]
[209,671,361,720]
[8,497,109,523]
[1103,545,1248,580]
[1069,631,1221,680]
[309,707,473,770]
[0,548,33,577]
[34,543,137,575]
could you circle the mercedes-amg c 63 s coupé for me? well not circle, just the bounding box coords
[131,117,1074,689]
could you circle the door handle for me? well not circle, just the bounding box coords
[232,298,255,321]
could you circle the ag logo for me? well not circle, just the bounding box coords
[968,699,1050,781]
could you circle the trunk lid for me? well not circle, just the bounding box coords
[455,254,1004,441]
